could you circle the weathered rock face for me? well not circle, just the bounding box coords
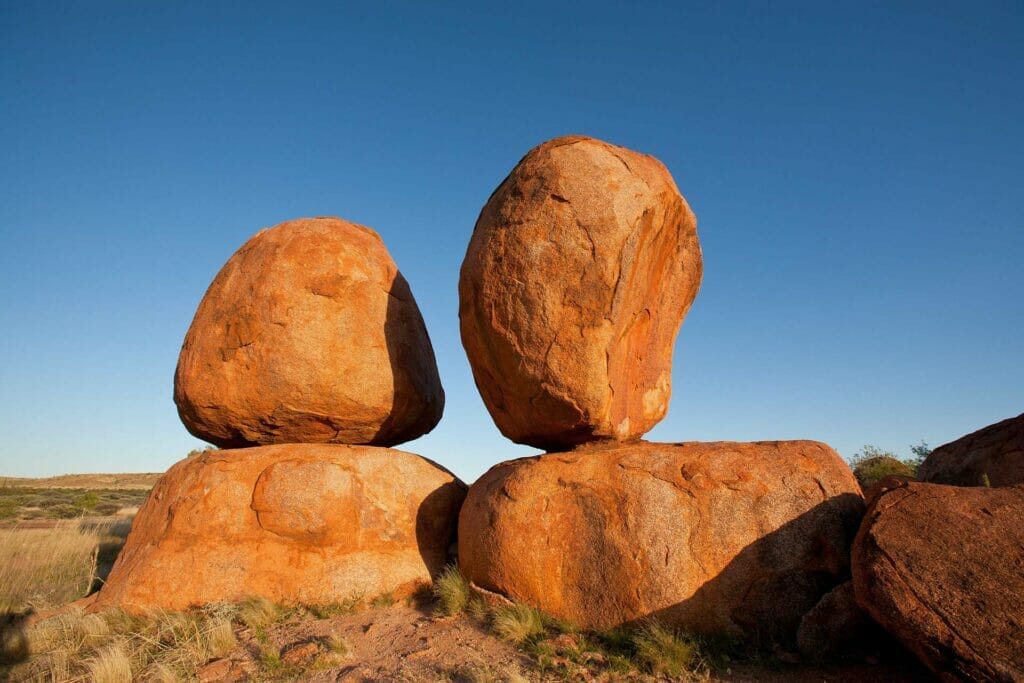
[852,480,1024,681]
[797,581,887,662]
[175,217,444,449]
[917,412,1023,487]
[459,441,864,645]
[93,445,466,612]
[459,136,702,451]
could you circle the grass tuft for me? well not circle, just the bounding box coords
[86,643,133,683]
[491,603,545,644]
[632,619,702,678]
[237,595,280,630]
[370,592,395,608]
[433,565,471,616]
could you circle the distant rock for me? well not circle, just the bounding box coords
[852,479,1024,681]
[174,217,443,449]
[458,440,863,646]
[917,412,1023,487]
[459,136,702,451]
[93,444,465,612]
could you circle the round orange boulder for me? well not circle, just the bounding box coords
[93,444,466,612]
[458,440,864,646]
[459,136,702,451]
[174,217,444,448]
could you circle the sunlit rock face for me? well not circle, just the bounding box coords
[175,216,444,449]
[93,444,466,612]
[459,136,702,451]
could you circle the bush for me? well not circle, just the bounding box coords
[850,445,918,490]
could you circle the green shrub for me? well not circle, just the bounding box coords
[850,445,918,490]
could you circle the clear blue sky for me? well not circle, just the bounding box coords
[2,2,1021,482]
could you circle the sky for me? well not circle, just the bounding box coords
[1,2,1021,482]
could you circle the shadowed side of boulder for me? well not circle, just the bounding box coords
[93,444,466,612]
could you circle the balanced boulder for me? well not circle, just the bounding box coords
[93,444,465,612]
[917,412,1023,487]
[459,136,702,451]
[459,440,863,646]
[175,217,444,449]
[852,479,1024,681]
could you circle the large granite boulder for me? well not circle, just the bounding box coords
[93,444,465,612]
[175,217,444,449]
[458,440,864,646]
[918,412,1023,487]
[459,136,702,451]
[852,479,1024,681]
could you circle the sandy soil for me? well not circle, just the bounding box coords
[198,602,934,682]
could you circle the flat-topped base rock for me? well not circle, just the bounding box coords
[458,440,864,646]
[93,444,465,612]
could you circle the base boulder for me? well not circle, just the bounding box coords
[94,444,465,612]
[458,441,864,646]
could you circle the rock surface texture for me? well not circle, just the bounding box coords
[852,479,1024,681]
[917,412,1023,487]
[175,217,443,449]
[797,581,886,662]
[459,441,864,645]
[459,136,702,450]
[93,445,466,612]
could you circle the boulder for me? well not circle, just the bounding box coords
[458,136,702,450]
[92,444,465,612]
[796,581,887,662]
[458,440,864,646]
[852,479,1024,681]
[917,412,1023,487]
[174,217,443,449]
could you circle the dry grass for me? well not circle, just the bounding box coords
[632,620,705,679]
[433,565,471,617]
[237,595,280,631]
[5,603,252,682]
[491,603,545,645]
[0,525,99,611]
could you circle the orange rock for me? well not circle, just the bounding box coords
[92,444,465,612]
[175,217,443,448]
[917,411,1023,487]
[458,440,863,645]
[852,480,1024,681]
[459,136,702,450]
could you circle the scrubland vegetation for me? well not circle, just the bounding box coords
[0,485,148,522]
[849,442,930,490]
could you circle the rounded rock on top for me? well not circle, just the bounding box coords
[174,216,444,449]
[459,136,702,451]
